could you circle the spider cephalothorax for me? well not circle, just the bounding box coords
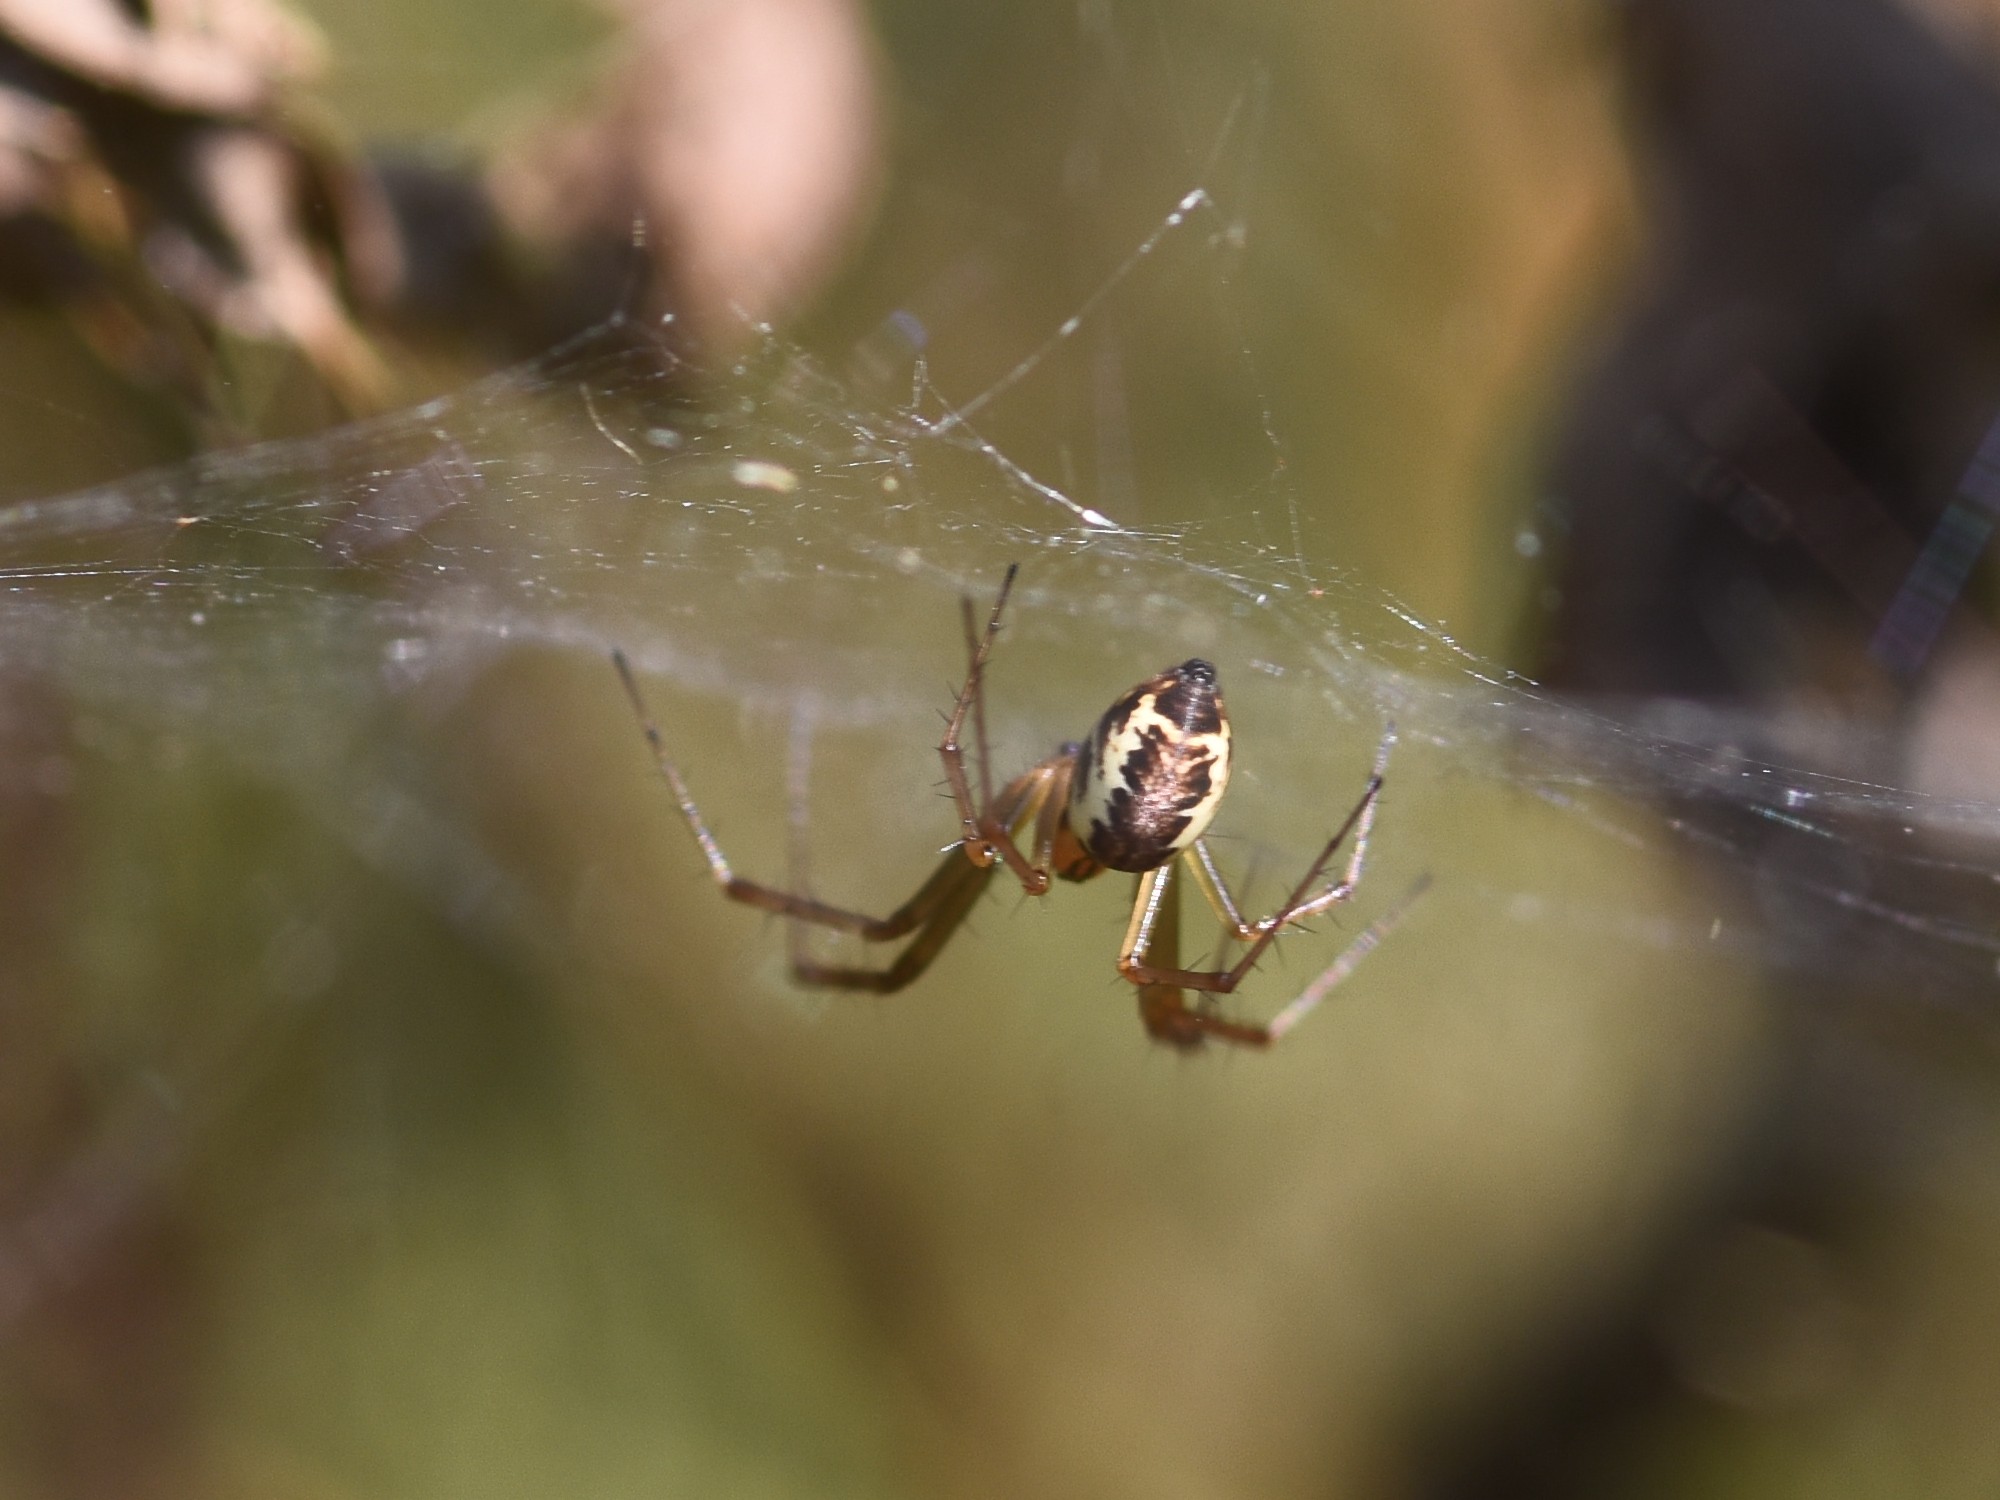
[613,566,1426,1049]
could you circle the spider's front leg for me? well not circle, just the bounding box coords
[1182,722,1397,945]
[1125,858,1431,1049]
[1119,760,1386,999]
[1127,860,1275,1049]
[613,646,1071,995]
[935,562,1068,896]
[1117,725,1423,1046]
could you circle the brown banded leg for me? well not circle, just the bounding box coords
[1259,872,1433,1040]
[939,565,1041,884]
[1130,859,1275,1049]
[615,645,1083,992]
[1126,860,1432,1048]
[1183,722,1396,942]
[960,593,994,816]
[932,566,1084,898]
[786,853,999,992]
[617,647,1049,941]
[938,566,1012,863]
[781,756,1071,994]
[617,648,952,940]
[1027,753,1077,876]
[1120,768,1385,995]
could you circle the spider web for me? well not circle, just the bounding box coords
[5,226,1996,1013]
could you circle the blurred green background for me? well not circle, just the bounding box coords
[2,3,1997,1498]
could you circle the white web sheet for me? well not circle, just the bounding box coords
[4,214,1997,1023]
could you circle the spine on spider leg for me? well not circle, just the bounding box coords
[1264,871,1434,1042]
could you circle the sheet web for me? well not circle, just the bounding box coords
[2,185,1999,1044]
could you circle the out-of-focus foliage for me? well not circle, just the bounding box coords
[4,3,2000,1499]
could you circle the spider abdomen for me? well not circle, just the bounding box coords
[1069,658,1233,873]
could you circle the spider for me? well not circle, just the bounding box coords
[611,565,1428,1049]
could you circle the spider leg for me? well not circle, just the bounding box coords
[615,645,1080,991]
[781,756,1070,992]
[960,593,994,817]
[1271,721,1396,924]
[933,566,1081,898]
[616,647,999,940]
[1260,873,1433,1040]
[1120,768,1383,995]
[1127,859,1432,1048]
[785,853,999,992]
[960,747,1079,898]
[1184,722,1395,941]
[939,564,1020,877]
[1128,859,1275,1049]
[1027,754,1077,874]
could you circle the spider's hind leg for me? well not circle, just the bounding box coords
[1124,855,1429,1049]
[616,648,972,941]
[1130,862,1274,1050]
